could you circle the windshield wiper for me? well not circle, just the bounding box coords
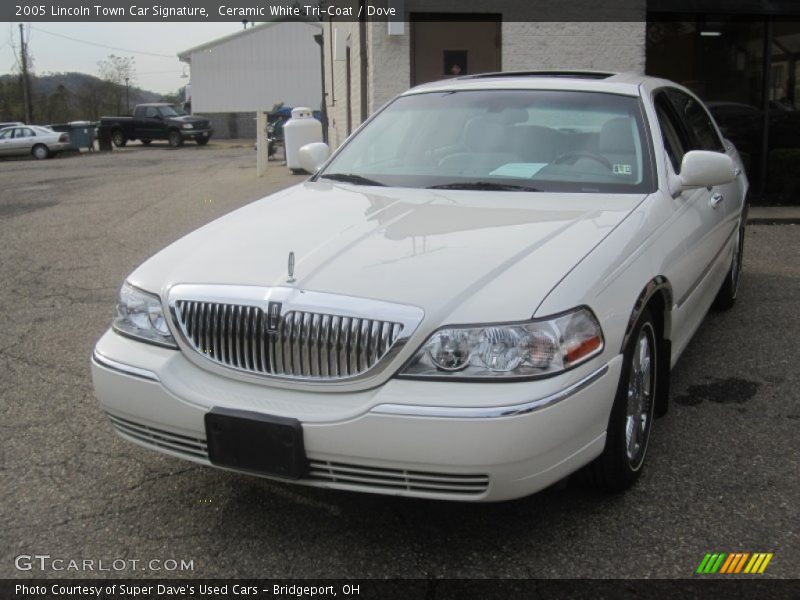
[427,181,541,192]
[320,173,385,186]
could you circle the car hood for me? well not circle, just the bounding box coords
[171,115,207,124]
[130,182,644,325]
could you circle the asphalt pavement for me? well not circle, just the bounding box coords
[0,144,797,579]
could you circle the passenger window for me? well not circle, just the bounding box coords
[666,89,725,152]
[654,95,687,173]
[0,129,11,140]
[144,107,158,118]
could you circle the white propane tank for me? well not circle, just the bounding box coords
[284,107,323,172]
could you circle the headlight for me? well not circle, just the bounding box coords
[400,307,603,379]
[112,282,177,348]
[181,123,194,129]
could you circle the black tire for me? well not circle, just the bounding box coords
[712,216,745,311]
[32,144,50,160]
[582,309,658,492]
[195,137,210,146]
[168,130,184,148]
[141,139,152,145]
[111,130,127,147]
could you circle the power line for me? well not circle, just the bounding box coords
[30,26,176,59]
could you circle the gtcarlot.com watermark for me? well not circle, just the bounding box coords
[14,554,194,572]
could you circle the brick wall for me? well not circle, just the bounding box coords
[323,1,646,147]
[323,20,364,150]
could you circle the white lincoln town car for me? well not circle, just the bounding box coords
[91,72,747,502]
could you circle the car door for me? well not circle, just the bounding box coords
[0,128,14,155]
[653,90,732,356]
[667,89,743,227]
[11,127,37,155]
[141,106,163,139]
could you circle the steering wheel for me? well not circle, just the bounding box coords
[553,151,613,170]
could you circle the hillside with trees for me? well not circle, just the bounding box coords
[0,67,182,124]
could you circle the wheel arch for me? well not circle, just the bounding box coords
[31,143,50,158]
[622,276,673,418]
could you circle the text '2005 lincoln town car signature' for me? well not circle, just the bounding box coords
[91,72,747,502]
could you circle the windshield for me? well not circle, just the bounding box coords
[319,90,654,193]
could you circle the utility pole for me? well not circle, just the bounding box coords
[125,77,130,112]
[19,24,32,123]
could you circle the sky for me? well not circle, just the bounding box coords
[0,22,249,94]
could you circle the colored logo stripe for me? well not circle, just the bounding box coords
[697,552,773,574]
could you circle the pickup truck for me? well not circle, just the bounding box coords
[101,103,213,148]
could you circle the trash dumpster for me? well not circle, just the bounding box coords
[49,122,96,151]
[67,121,95,151]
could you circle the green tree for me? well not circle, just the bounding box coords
[98,54,136,114]
[46,84,72,123]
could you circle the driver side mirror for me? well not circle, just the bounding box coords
[298,142,330,174]
[679,150,736,190]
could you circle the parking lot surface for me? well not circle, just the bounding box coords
[1,145,798,578]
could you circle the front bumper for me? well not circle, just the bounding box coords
[91,330,621,502]
[181,128,213,140]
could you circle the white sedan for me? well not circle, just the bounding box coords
[0,125,71,159]
[91,72,747,502]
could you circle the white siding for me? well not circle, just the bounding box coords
[186,22,323,113]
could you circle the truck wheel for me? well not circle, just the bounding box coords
[141,139,152,145]
[111,130,127,147]
[32,144,50,160]
[168,130,184,148]
[196,137,210,146]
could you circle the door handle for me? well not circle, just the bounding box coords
[709,192,724,209]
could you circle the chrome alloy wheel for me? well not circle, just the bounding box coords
[625,323,655,470]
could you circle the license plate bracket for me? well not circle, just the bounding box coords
[205,408,307,479]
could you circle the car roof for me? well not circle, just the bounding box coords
[402,71,655,97]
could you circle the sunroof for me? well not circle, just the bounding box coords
[464,71,614,80]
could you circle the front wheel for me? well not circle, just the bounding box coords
[32,144,50,160]
[168,130,184,148]
[582,310,658,492]
[111,130,127,147]
[712,217,745,311]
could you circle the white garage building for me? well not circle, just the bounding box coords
[178,20,324,138]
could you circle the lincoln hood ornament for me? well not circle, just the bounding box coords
[287,251,296,283]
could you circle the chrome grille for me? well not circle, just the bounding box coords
[172,300,404,379]
[308,461,490,495]
[107,413,208,460]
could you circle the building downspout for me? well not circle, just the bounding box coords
[313,32,329,143]
[359,0,369,123]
